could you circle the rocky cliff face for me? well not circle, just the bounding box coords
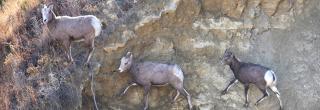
[0,0,319,110]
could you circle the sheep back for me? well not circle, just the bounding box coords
[131,62,184,85]
[48,15,101,41]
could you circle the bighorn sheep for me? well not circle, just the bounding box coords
[117,52,192,110]
[41,4,102,64]
[220,49,283,110]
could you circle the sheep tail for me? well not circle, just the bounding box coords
[271,70,277,86]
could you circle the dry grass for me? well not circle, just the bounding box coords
[0,0,95,109]
[0,0,39,42]
[0,0,41,109]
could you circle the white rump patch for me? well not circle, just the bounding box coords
[90,16,102,36]
[264,70,276,87]
[173,65,184,82]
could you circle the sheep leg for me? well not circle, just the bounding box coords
[86,47,94,64]
[119,82,137,96]
[62,40,73,62]
[269,86,283,110]
[184,88,192,110]
[172,82,192,110]
[221,78,238,95]
[85,39,95,64]
[244,84,249,107]
[255,88,269,106]
[142,85,151,110]
[177,88,192,110]
[68,43,74,62]
[172,90,180,103]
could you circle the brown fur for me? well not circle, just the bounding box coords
[42,4,101,64]
[118,52,192,110]
[221,49,282,110]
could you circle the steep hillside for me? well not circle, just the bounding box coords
[0,0,319,110]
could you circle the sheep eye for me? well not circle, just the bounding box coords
[125,62,128,65]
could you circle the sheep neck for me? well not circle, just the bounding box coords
[229,56,241,76]
[128,60,140,80]
[47,10,57,30]
[128,60,136,74]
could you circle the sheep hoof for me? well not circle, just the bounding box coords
[189,106,193,110]
[142,106,148,110]
[117,92,125,97]
[221,90,227,95]
[63,62,69,66]
[84,61,89,66]
[171,100,176,104]
[243,103,249,107]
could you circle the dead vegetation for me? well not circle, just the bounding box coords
[0,0,93,109]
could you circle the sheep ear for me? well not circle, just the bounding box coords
[48,4,53,10]
[227,48,231,52]
[126,52,132,57]
[40,4,44,8]
[224,48,230,54]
